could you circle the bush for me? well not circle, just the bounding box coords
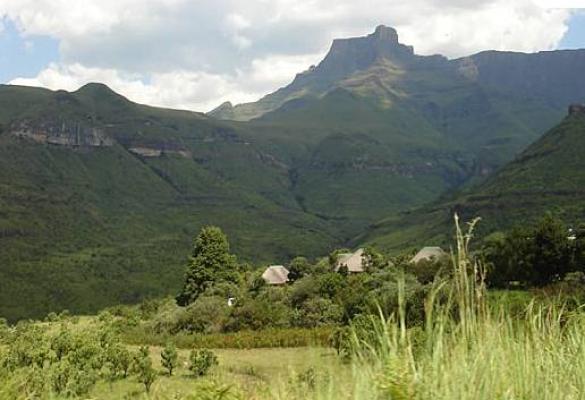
[177,296,230,333]
[296,298,343,328]
[161,342,179,376]
[134,346,157,393]
[189,349,218,376]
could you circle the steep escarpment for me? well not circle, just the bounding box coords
[9,119,114,147]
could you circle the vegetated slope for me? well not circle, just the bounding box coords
[209,26,585,225]
[3,26,585,320]
[0,84,340,321]
[358,107,585,252]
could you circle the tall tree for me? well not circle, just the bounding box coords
[176,226,238,306]
[531,215,571,286]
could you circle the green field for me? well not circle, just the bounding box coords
[89,346,346,400]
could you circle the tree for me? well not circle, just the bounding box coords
[161,342,178,376]
[288,257,311,281]
[571,223,585,271]
[134,346,156,393]
[363,247,387,271]
[531,215,571,286]
[176,226,239,306]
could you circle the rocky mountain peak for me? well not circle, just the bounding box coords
[371,25,399,43]
[311,25,416,83]
[569,104,585,116]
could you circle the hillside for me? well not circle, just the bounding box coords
[0,84,342,320]
[359,106,585,251]
[2,26,585,321]
[209,26,585,169]
[215,26,585,227]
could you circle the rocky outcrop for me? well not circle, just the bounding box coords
[208,101,234,120]
[10,120,113,147]
[569,104,585,116]
[128,145,191,158]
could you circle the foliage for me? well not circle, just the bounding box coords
[161,342,179,376]
[124,326,335,349]
[484,215,578,287]
[0,317,132,397]
[288,257,311,282]
[134,345,157,393]
[189,349,218,376]
[176,227,240,306]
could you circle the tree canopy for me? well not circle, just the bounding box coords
[176,226,239,306]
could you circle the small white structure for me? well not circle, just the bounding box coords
[334,248,366,273]
[262,265,290,285]
[410,247,447,264]
[227,297,236,307]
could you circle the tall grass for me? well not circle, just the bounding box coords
[337,214,585,400]
[264,214,585,400]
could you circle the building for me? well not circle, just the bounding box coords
[262,265,290,285]
[334,248,366,273]
[410,247,447,264]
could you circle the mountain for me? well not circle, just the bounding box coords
[358,106,585,252]
[2,26,585,320]
[211,26,585,229]
[211,25,585,167]
[0,83,343,321]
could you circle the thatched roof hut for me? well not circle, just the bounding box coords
[410,247,446,264]
[262,265,290,285]
[335,248,365,273]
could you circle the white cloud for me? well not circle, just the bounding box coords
[0,0,575,111]
[534,0,585,8]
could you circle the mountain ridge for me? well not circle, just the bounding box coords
[358,105,585,252]
[2,26,585,320]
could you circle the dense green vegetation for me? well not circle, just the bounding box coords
[2,216,585,399]
[362,110,585,252]
[1,27,584,322]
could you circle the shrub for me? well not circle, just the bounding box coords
[189,349,218,376]
[161,342,179,376]
[177,296,230,333]
[104,342,132,379]
[297,297,343,328]
[134,346,157,393]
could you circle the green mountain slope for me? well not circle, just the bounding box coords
[0,84,341,320]
[358,107,585,252]
[209,26,582,225]
[3,26,585,321]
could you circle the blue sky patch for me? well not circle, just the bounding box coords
[560,12,585,49]
[0,18,59,83]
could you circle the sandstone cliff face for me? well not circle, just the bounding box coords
[128,146,191,158]
[10,120,114,147]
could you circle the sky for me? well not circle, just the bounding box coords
[0,0,584,112]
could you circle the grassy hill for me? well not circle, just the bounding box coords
[358,108,585,252]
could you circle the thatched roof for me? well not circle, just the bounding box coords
[335,248,365,273]
[262,265,290,285]
[410,247,446,264]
